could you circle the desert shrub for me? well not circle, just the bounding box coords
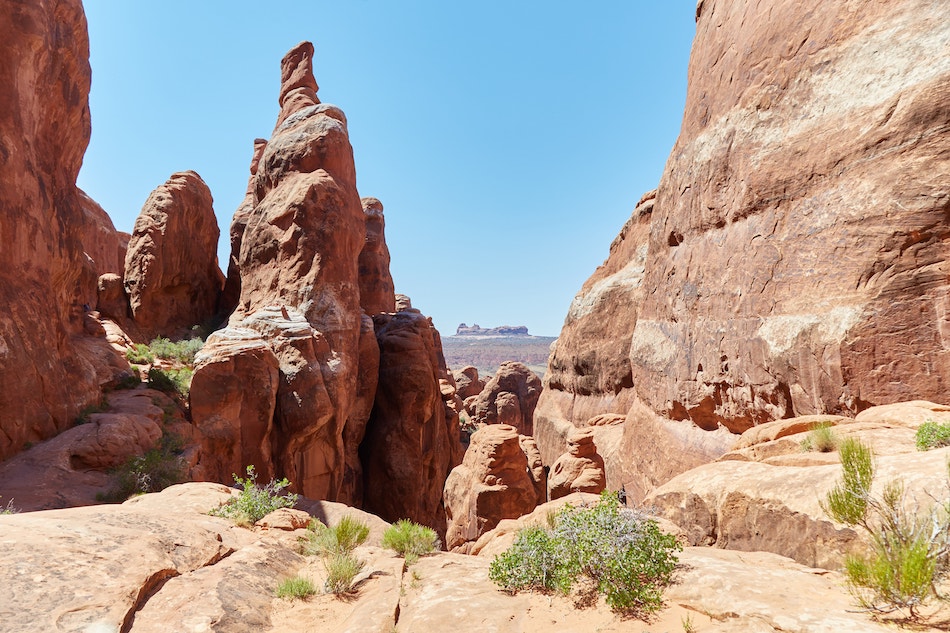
[323,552,365,594]
[209,465,297,526]
[276,575,317,600]
[126,343,155,365]
[915,421,950,451]
[800,421,839,453]
[382,519,440,564]
[489,492,681,614]
[149,336,204,365]
[822,438,950,618]
[306,516,370,557]
[0,497,17,515]
[148,367,193,397]
[98,434,186,503]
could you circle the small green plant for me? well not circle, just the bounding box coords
[0,496,18,515]
[126,343,155,365]
[98,434,186,503]
[323,552,365,594]
[915,420,950,451]
[382,519,440,564]
[489,492,682,615]
[276,575,317,600]
[821,438,950,618]
[305,516,370,557]
[682,613,697,633]
[148,366,193,397]
[209,465,298,526]
[800,421,839,453]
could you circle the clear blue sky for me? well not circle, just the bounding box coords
[77,2,696,337]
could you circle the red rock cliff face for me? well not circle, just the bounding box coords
[537,0,950,494]
[0,0,108,458]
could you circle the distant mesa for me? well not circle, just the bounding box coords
[456,323,530,337]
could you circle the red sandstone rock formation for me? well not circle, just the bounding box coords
[124,171,224,339]
[453,366,486,400]
[191,42,368,503]
[78,190,125,279]
[361,309,462,536]
[443,424,539,552]
[472,361,541,435]
[220,137,268,317]
[0,0,133,460]
[358,197,396,315]
[547,428,606,500]
[536,0,950,499]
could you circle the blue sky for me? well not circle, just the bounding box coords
[78,2,696,337]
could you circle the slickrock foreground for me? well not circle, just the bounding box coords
[0,482,918,633]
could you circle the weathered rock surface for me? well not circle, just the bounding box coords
[96,272,130,321]
[220,137,268,316]
[357,197,395,315]
[0,388,189,512]
[539,190,654,430]
[547,428,606,500]
[472,361,542,435]
[443,424,539,552]
[124,170,224,339]
[78,189,125,279]
[625,0,950,431]
[0,0,129,460]
[361,309,462,535]
[190,327,281,484]
[453,365,485,400]
[3,481,937,633]
[645,401,950,569]
[191,41,366,502]
[537,0,950,503]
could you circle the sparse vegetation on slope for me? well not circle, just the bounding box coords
[800,421,839,453]
[822,438,950,618]
[489,492,681,615]
[276,575,317,600]
[209,465,298,526]
[302,517,370,594]
[98,434,187,503]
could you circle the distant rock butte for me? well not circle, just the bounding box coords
[455,323,530,336]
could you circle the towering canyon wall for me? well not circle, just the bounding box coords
[537,0,950,496]
[0,0,119,459]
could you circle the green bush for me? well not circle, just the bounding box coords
[126,343,155,365]
[800,421,839,453]
[209,465,298,526]
[915,420,950,451]
[822,438,950,618]
[323,552,365,594]
[275,575,317,600]
[98,434,186,503]
[149,336,204,365]
[148,367,193,397]
[489,492,682,614]
[306,516,370,557]
[382,519,440,564]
